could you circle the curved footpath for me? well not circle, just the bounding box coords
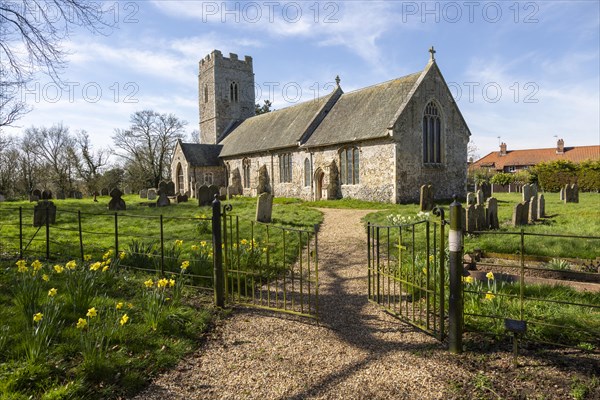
[133,208,592,400]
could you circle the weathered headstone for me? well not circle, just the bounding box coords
[229,168,243,196]
[41,190,52,200]
[476,190,484,205]
[30,189,41,202]
[123,186,132,195]
[100,188,109,196]
[465,204,476,232]
[420,184,434,211]
[537,194,545,219]
[256,193,274,223]
[219,186,227,199]
[33,201,56,227]
[466,192,476,205]
[559,187,565,201]
[475,204,487,231]
[480,181,492,200]
[176,194,188,203]
[139,189,148,199]
[56,191,66,200]
[530,184,538,198]
[197,185,211,206]
[520,201,529,225]
[156,187,170,207]
[158,181,167,194]
[166,181,175,196]
[257,165,271,195]
[486,197,499,230]
[108,188,127,211]
[512,203,524,227]
[528,196,537,223]
[564,183,579,203]
[208,185,219,201]
[522,184,531,202]
[147,189,157,200]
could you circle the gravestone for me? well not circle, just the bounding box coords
[466,192,476,205]
[41,190,52,200]
[486,197,499,230]
[419,184,434,211]
[528,196,537,223]
[520,201,530,225]
[158,181,167,194]
[219,187,227,199]
[476,190,484,205]
[465,204,476,232]
[100,188,109,196]
[55,191,66,200]
[229,168,243,196]
[139,189,148,199]
[123,186,132,195]
[559,188,565,201]
[256,193,274,223]
[537,194,545,219]
[147,188,157,200]
[474,204,487,231]
[257,165,271,195]
[479,181,492,199]
[33,201,56,227]
[531,184,538,198]
[197,185,211,206]
[564,183,579,203]
[30,189,41,202]
[176,194,188,203]
[208,185,219,201]
[108,188,127,211]
[0,193,5,202]
[522,184,531,202]
[512,203,524,227]
[166,181,175,196]
[156,188,170,207]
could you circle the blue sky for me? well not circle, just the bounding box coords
[4,0,599,159]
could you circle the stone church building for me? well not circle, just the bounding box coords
[171,48,470,203]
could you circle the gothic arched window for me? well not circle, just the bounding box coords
[339,147,359,185]
[230,82,238,102]
[423,101,442,164]
[304,158,311,187]
[242,158,251,188]
[279,153,292,183]
[176,163,184,194]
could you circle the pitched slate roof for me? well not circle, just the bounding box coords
[472,145,600,170]
[219,89,340,157]
[179,142,222,167]
[303,72,422,147]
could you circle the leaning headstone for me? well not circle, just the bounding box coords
[512,203,524,227]
[476,190,484,205]
[256,193,274,223]
[208,185,219,201]
[147,189,157,200]
[420,184,434,211]
[486,197,499,230]
[520,201,530,225]
[528,196,537,223]
[30,189,41,202]
[156,188,170,207]
[257,165,271,195]
[474,204,487,231]
[100,188,109,196]
[197,185,211,206]
[108,188,126,211]
[139,189,148,199]
[522,184,531,202]
[166,181,175,196]
[537,194,545,219]
[465,204,476,232]
[480,181,492,200]
[559,187,565,201]
[41,190,52,200]
[466,192,476,205]
[33,201,56,227]
[530,184,538,198]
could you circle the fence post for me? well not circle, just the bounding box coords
[114,212,119,256]
[159,215,164,276]
[448,196,463,354]
[45,202,50,260]
[19,207,23,258]
[78,211,84,262]
[212,195,224,308]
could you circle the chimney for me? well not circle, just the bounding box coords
[556,138,564,154]
[499,142,507,156]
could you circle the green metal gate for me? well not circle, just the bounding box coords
[217,204,319,319]
[367,211,447,340]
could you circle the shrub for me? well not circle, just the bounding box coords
[531,160,578,192]
[577,160,600,192]
[490,172,514,186]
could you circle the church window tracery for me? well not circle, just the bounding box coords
[243,158,251,188]
[423,101,442,164]
[340,147,359,185]
[279,153,292,183]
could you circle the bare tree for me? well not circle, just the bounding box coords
[112,110,187,188]
[73,130,109,194]
[0,0,113,127]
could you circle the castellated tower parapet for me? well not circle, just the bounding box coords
[199,50,255,144]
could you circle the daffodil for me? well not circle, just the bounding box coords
[33,312,43,322]
[127,302,134,309]
[86,307,97,318]
[175,240,183,247]
[240,239,248,245]
[181,260,190,270]
[144,279,154,288]
[191,245,199,251]
[42,274,49,282]
[102,250,113,260]
[48,288,58,297]
[102,265,110,272]
[116,302,123,310]
[16,259,28,273]
[84,254,92,261]
[119,251,126,260]
[53,264,64,273]
[485,291,495,300]
[200,241,207,247]
[31,260,43,272]
[169,278,175,287]
[464,276,474,284]
[89,262,102,271]
[422,268,427,275]
[157,278,168,288]
[66,260,77,270]
[486,271,495,281]
[76,318,87,329]
[120,314,129,326]
[429,255,435,263]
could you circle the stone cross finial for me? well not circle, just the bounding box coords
[429,46,436,61]
[335,75,340,86]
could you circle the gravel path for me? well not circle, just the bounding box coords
[134,208,466,399]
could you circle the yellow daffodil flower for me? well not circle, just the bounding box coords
[86,307,97,318]
[31,260,43,272]
[53,264,64,273]
[89,262,102,271]
[181,261,190,270]
[102,265,110,272]
[33,312,43,322]
[157,278,168,288]
[127,302,134,309]
[66,260,77,270]
[486,271,495,280]
[84,254,92,261]
[485,291,495,300]
[48,288,58,297]
[464,276,474,284]
[119,251,126,260]
[169,278,175,287]
[191,245,199,251]
[120,314,129,326]
[175,240,183,247]
[200,241,207,247]
[116,302,123,310]
[429,255,435,263]
[102,250,113,260]
[42,274,49,282]
[144,279,154,288]
[76,318,87,329]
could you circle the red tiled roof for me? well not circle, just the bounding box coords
[471,145,600,170]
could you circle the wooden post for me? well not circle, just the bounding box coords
[448,197,463,354]
[212,195,224,307]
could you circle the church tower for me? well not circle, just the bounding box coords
[199,50,255,144]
